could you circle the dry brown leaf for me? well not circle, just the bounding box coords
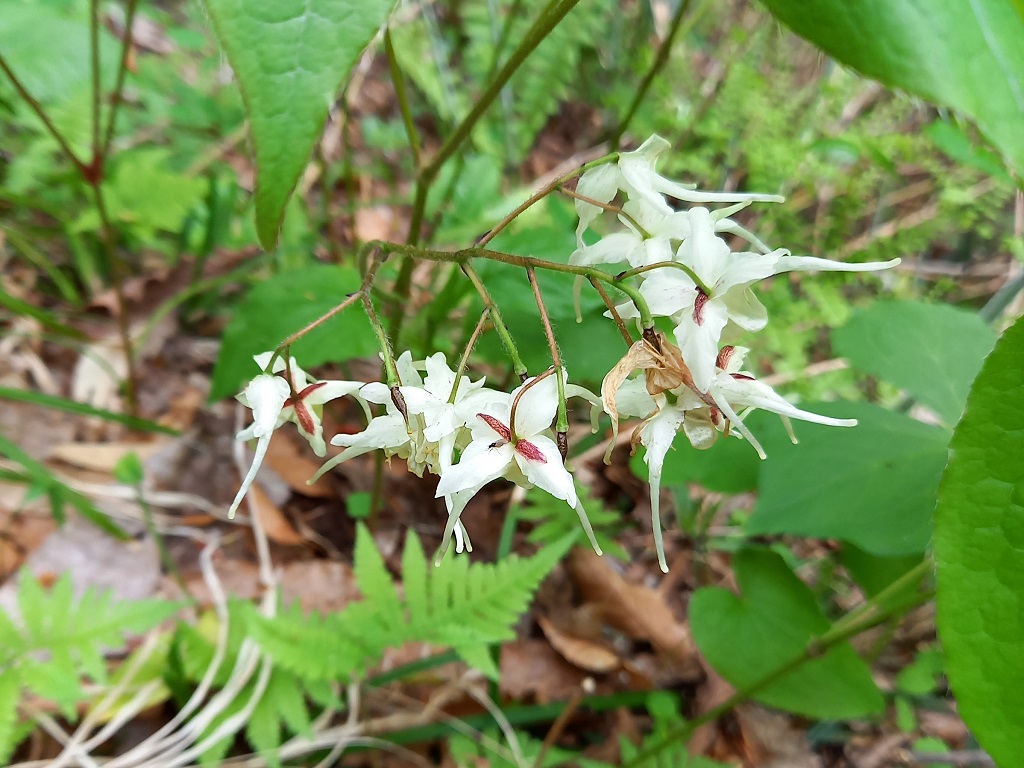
[0,509,57,580]
[568,548,697,667]
[49,441,164,474]
[265,435,335,499]
[500,639,592,703]
[245,484,308,546]
[537,615,620,673]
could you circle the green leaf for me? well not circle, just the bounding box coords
[690,548,884,720]
[0,388,178,435]
[758,0,1024,179]
[746,402,949,555]
[935,315,1024,768]
[0,663,20,765]
[832,301,997,425]
[113,453,145,486]
[209,265,378,400]
[203,0,398,247]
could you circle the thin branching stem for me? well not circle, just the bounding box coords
[476,155,618,247]
[0,54,88,176]
[100,0,140,159]
[508,367,556,444]
[559,187,651,238]
[384,28,421,169]
[449,309,490,404]
[610,0,702,149]
[275,292,362,352]
[526,268,568,448]
[618,259,712,295]
[90,0,103,169]
[461,262,528,379]
[589,277,634,345]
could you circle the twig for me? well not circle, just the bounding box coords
[100,0,140,158]
[533,690,582,768]
[527,267,568,455]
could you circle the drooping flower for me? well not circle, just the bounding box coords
[229,352,366,518]
[434,371,601,562]
[625,208,900,391]
[574,134,784,245]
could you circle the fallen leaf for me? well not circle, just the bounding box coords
[244,484,308,546]
[568,548,697,668]
[49,441,164,474]
[0,508,57,580]
[500,639,593,703]
[537,614,620,673]
[265,434,335,499]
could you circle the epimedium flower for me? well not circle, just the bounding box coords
[574,134,784,244]
[229,352,367,519]
[434,371,602,563]
[623,208,900,392]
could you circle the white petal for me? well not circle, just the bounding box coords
[675,208,732,283]
[675,300,729,393]
[639,405,687,573]
[682,410,718,450]
[575,163,622,237]
[709,386,766,459]
[303,380,365,405]
[613,376,657,419]
[228,433,272,519]
[245,375,290,439]
[360,381,394,406]
[720,286,768,332]
[774,254,901,274]
[640,269,694,318]
[422,352,457,399]
[570,231,642,267]
[435,441,514,497]
[395,351,422,387]
[511,374,558,438]
[652,176,784,206]
[718,376,858,429]
[332,414,410,451]
[513,434,577,507]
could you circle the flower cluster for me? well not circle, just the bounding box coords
[576,135,899,571]
[228,135,899,573]
[230,350,602,562]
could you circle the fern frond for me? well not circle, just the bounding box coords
[249,526,572,685]
[0,571,178,719]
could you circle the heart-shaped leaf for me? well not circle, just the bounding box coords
[935,315,1024,767]
[690,548,884,720]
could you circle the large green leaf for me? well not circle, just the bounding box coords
[833,301,997,426]
[204,0,396,248]
[210,265,378,400]
[690,548,884,720]
[935,316,1024,767]
[759,0,1024,179]
[746,402,949,555]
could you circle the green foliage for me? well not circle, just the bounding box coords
[203,0,398,247]
[247,525,572,683]
[833,300,997,425]
[747,402,949,555]
[0,572,179,763]
[517,488,627,560]
[0,431,127,537]
[210,264,378,400]
[759,0,1024,179]
[690,548,884,720]
[935,315,1024,767]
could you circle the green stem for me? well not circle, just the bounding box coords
[610,0,702,149]
[526,267,568,444]
[618,259,712,296]
[361,281,399,387]
[623,558,935,767]
[90,184,140,418]
[0,54,88,176]
[90,0,103,169]
[477,154,618,247]
[405,0,584,246]
[100,0,140,159]
[385,28,421,170]
[449,309,490,404]
[461,262,528,379]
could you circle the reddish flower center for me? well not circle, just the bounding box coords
[477,413,512,442]
[716,345,735,371]
[693,288,710,326]
[514,439,547,463]
[476,413,547,464]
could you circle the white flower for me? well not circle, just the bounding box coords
[575,134,784,243]
[705,346,857,459]
[229,352,365,518]
[434,372,601,562]
[629,209,900,392]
